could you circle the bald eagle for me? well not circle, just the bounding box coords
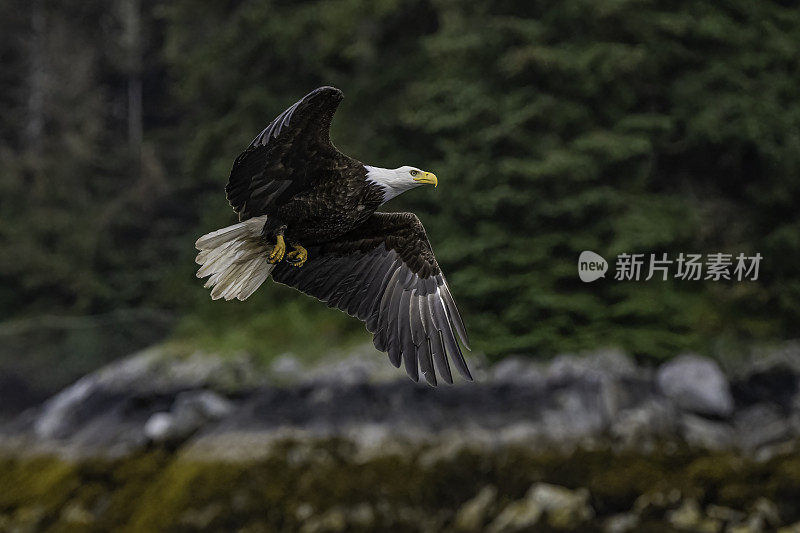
[195,86,471,385]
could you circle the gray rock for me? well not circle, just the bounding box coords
[547,349,637,382]
[728,518,764,533]
[681,414,734,449]
[489,483,594,532]
[34,379,97,440]
[488,496,542,533]
[14,342,800,460]
[269,354,304,382]
[144,408,205,444]
[34,348,254,440]
[611,399,678,446]
[299,504,376,533]
[790,393,800,437]
[603,513,639,533]
[705,504,746,525]
[657,354,734,417]
[300,506,347,533]
[735,404,790,450]
[789,411,800,439]
[546,350,647,424]
[633,489,682,516]
[143,412,182,442]
[145,390,234,444]
[490,357,545,385]
[746,341,800,378]
[541,388,606,442]
[666,498,720,532]
[453,485,497,531]
[60,501,94,525]
[26,347,253,454]
[778,521,800,533]
[304,353,385,385]
[529,483,594,529]
[750,497,781,529]
[174,390,234,420]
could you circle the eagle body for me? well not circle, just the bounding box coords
[269,166,385,244]
[229,137,387,244]
[196,86,472,386]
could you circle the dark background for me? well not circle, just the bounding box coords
[4,2,800,531]
[2,0,799,402]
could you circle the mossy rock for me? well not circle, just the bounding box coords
[2,441,800,531]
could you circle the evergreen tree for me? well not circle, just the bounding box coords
[402,0,800,358]
[2,0,799,361]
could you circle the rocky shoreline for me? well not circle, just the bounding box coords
[4,345,800,459]
[2,344,800,531]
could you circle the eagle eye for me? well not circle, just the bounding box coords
[410,170,419,176]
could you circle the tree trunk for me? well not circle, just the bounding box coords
[123,0,143,176]
[25,0,46,153]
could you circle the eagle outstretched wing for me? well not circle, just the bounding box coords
[271,212,472,386]
[226,86,346,221]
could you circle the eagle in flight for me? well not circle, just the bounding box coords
[195,86,471,385]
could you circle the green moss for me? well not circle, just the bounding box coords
[766,456,800,521]
[684,454,751,503]
[101,451,172,529]
[0,455,81,525]
[171,290,368,365]
[3,442,800,531]
[127,460,245,531]
[587,456,672,513]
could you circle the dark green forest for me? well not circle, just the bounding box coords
[2,0,799,364]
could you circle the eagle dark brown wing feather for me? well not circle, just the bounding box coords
[225,86,348,221]
[271,212,471,386]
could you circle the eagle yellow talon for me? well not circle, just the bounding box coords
[268,235,286,263]
[286,244,308,267]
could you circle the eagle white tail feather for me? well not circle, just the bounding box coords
[195,215,274,301]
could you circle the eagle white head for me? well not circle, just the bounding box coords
[364,165,438,203]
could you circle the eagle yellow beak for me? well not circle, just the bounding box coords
[414,171,438,187]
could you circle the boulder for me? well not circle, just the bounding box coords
[144,390,234,444]
[633,490,682,519]
[487,497,542,533]
[681,414,734,449]
[665,498,720,532]
[603,513,639,533]
[546,350,646,423]
[734,404,791,451]
[777,522,800,533]
[174,390,235,420]
[299,504,376,533]
[657,354,734,417]
[269,354,305,382]
[490,356,545,385]
[453,486,497,531]
[34,348,255,440]
[529,483,594,529]
[705,504,746,525]
[547,349,637,382]
[24,348,248,456]
[489,483,594,532]
[731,362,798,410]
[611,399,678,446]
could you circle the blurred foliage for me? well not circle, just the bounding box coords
[172,286,368,361]
[1,0,799,361]
[0,309,173,416]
